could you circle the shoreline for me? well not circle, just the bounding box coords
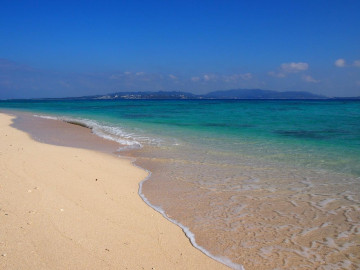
[0,112,229,270]
[1,101,359,269]
[137,167,244,270]
[7,110,244,270]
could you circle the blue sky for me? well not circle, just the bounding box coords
[1,0,359,98]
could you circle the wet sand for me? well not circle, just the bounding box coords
[135,141,360,269]
[0,112,228,270]
[10,111,121,154]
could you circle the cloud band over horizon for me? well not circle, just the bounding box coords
[0,58,359,99]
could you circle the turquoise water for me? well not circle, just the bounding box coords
[1,99,360,175]
[1,99,360,269]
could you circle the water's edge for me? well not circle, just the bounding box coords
[135,163,245,270]
[4,110,244,270]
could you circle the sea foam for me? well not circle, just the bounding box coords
[34,114,144,150]
[136,166,245,270]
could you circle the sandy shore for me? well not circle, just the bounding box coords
[0,113,228,270]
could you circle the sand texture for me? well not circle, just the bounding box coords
[0,113,228,270]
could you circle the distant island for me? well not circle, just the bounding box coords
[55,89,331,100]
[20,89,360,100]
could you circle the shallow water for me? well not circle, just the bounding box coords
[1,99,360,269]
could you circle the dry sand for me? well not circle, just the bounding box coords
[0,113,228,270]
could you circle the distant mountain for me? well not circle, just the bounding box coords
[204,89,326,99]
[81,89,326,100]
[37,89,337,101]
[94,91,198,100]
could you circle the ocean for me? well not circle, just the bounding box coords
[1,99,360,269]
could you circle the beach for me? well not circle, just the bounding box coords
[1,99,359,270]
[0,112,228,270]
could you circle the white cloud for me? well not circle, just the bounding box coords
[335,58,346,67]
[191,76,200,82]
[203,74,211,81]
[302,75,320,83]
[203,74,218,81]
[136,72,145,76]
[269,62,309,78]
[110,72,133,79]
[280,62,309,73]
[109,74,123,79]
[223,73,252,82]
[240,73,253,80]
[169,74,177,80]
[334,59,360,68]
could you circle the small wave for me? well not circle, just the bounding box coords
[33,114,143,149]
[33,114,58,120]
[64,120,91,129]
